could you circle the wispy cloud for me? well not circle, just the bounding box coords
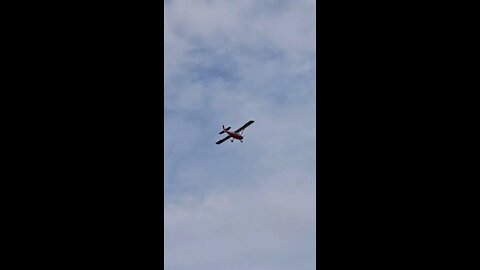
[165,0,315,269]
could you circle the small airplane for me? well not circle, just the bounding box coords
[216,120,254,145]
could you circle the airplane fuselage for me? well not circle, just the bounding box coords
[226,131,243,140]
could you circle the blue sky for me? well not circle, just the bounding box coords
[164,0,316,269]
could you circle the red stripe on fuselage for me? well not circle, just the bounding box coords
[226,131,243,140]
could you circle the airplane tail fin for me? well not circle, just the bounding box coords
[219,125,231,134]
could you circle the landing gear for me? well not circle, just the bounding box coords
[241,140,243,143]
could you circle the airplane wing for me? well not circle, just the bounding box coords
[216,135,231,145]
[234,120,254,133]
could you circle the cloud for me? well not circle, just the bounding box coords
[165,180,316,270]
[165,0,316,269]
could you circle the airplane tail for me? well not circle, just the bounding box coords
[219,125,231,134]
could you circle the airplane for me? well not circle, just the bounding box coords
[216,120,254,145]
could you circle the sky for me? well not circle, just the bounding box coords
[164,0,316,269]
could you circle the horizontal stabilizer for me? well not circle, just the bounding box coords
[219,126,231,134]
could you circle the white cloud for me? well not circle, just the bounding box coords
[165,181,316,270]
